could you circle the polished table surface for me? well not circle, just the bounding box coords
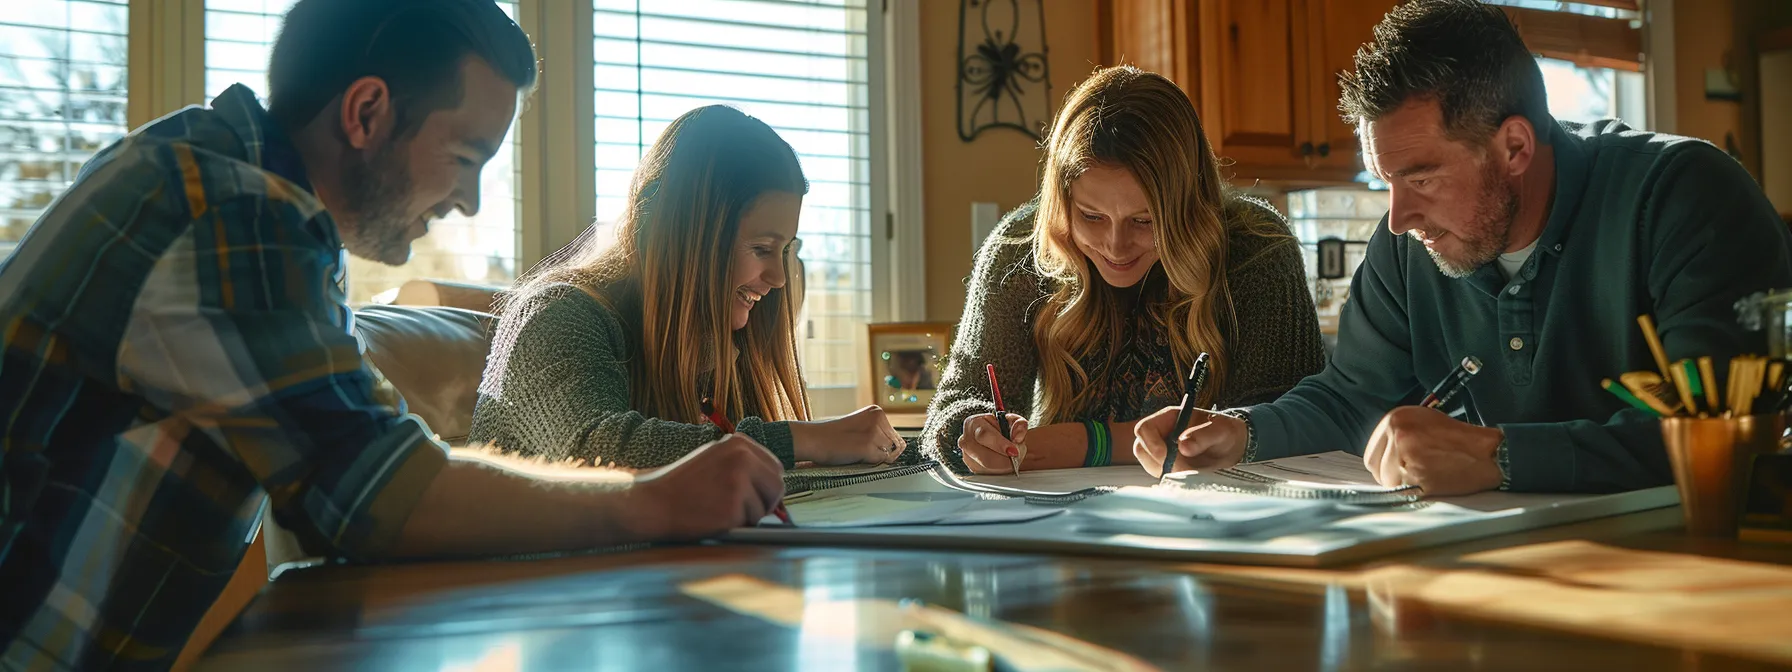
[201,505,1792,671]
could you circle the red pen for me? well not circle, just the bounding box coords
[985,364,1020,476]
[702,397,794,526]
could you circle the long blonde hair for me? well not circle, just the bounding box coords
[512,105,810,424]
[1031,66,1262,423]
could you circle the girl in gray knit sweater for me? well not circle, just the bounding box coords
[923,66,1327,474]
[470,106,906,470]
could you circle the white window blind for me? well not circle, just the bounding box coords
[593,0,874,401]
[0,0,129,258]
[203,0,523,305]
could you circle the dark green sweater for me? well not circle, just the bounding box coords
[1246,119,1792,493]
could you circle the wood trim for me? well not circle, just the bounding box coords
[1227,132,1305,148]
[1644,0,1675,133]
[1763,27,1792,53]
[884,0,927,322]
[126,0,206,129]
[1501,6,1644,71]
[1569,0,1639,10]
[1290,0,1316,152]
[1223,165,1365,189]
[517,0,596,271]
[173,531,266,670]
[1300,0,1327,162]
[1094,0,1115,66]
[1197,0,1223,153]
[126,0,156,129]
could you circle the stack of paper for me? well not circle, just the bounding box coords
[768,492,1062,529]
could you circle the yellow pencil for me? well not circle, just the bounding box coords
[1637,315,1671,377]
[1698,356,1720,412]
[1728,357,1744,415]
[1667,361,1698,416]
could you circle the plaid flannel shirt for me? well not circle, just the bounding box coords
[0,85,448,670]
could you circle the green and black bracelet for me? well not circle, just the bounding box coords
[1082,420,1112,467]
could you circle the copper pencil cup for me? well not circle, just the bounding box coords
[1661,413,1792,537]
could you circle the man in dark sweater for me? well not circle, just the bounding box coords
[1134,0,1792,495]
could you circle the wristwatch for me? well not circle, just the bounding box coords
[1220,408,1257,464]
[1495,434,1512,491]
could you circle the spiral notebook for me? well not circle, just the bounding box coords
[784,459,1116,505]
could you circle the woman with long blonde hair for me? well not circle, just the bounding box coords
[471,105,905,469]
[922,65,1325,474]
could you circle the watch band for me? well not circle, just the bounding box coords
[1220,408,1257,464]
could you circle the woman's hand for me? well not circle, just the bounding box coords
[1131,406,1247,478]
[957,413,1030,474]
[790,405,907,466]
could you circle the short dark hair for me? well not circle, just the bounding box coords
[267,0,537,137]
[1338,0,1550,144]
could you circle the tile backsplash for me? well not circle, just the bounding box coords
[1286,188,1389,338]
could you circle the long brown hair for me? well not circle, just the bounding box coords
[1031,66,1277,423]
[511,105,810,424]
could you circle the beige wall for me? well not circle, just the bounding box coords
[1671,0,1792,179]
[1674,0,1745,167]
[920,0,1097,322]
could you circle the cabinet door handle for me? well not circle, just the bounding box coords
[1300,141,1314,157]
[1316,142,1331,158]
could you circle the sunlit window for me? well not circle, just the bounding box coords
[1538,57,1647,128]
[203,0,523,304]
[0,0,130,258]
[592,0,874,401]
[1484,0,1638,20]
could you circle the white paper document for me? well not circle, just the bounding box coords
[1067,486,1358,538]
[766,492,1062,529]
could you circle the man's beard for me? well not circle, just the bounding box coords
[339,144,419,267]
[1422,159,1519,279]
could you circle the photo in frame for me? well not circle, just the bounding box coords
[865,322,955,413]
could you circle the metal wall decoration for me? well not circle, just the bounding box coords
[1316,237,1349,280]
[956,0,1051,142]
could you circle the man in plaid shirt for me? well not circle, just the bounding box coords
[0,1,786,668]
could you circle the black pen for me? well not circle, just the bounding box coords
[1162,352,1211,477]
[1421,356,1482,409]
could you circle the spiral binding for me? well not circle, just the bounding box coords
[1165,468,1423,506]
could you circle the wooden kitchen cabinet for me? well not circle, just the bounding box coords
[1096,0,1397,186]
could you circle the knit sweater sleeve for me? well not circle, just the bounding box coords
[920,203,1049,472]
[467,283,797,469]
[1218,198,1330,407]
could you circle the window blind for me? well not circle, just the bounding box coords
[0,0,129,258]
[593,0,874,393]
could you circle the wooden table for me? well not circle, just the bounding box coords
[200,507,1792,671]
